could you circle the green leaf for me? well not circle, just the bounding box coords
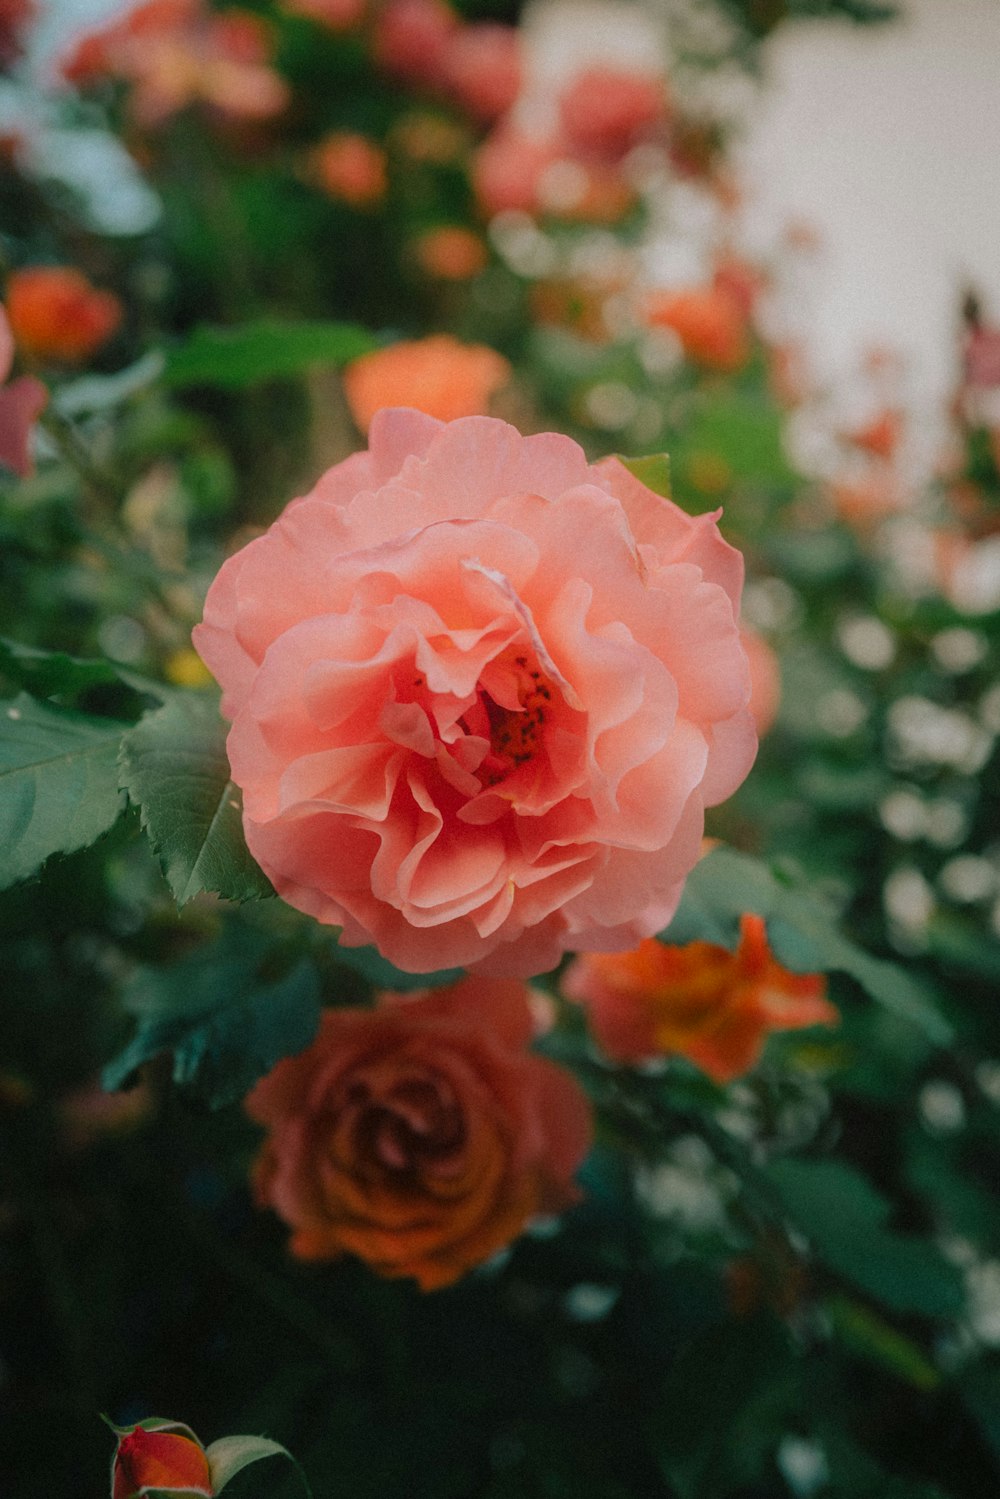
[103,926,322,1107]
[0,693,128,890]
[766,1158,963,1318]
[653,1313,795,1499]
[162,320,378,390]
[620,452,672,499]
[119,693,274,906]
[825,1295,941,1390]
[332,942,464,993]
[663,848,952,1046]
[0,636,168,702]
[206,1435,308,1497]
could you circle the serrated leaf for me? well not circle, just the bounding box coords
[0,693,128,890]
[119,693,274,906]
[103,926,322,1107]
[620,452,672,499]
[767,1158,963,1318]
[162,319,378,390]
[205,1435,298,1495]
[662,848,952,1045]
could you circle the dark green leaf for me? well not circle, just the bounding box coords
[663,848,952,1045]
[332,942,464,993]
[162,320,378,390]
[767,1158,963,1318]
[119,692,274,906]
[0,692,128,890]
[104,926,321,1107]
[825,1295,941,1389]
[0,636,168,702]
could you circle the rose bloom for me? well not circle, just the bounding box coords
[342,336,510,432]
[372,0,456,88]
[439,22,521,126]
[61,0,288,128]
[414,225,487,281]
[310,131,387,208]
[473,125,635,225]
[0,303,46,475]
[246,977,592,1289]
[6,266,121,366]
[645,285,749,374]
[558,66,667,160]
[194,409,756,976]
[563,914,837,1083]
[112,1420,212,1499]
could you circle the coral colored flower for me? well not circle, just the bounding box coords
[6,267,121,365]
[414,225,487,280]
[439,22,521,125]
[61,0,288,128]
[558,66,667,160]
[473,125,635,224]
[310,131,387,208]
[111,1420,213,1499]
[740,626,781,738]
[645,285,748,374]
[0,304,46,476]
[247,978,592,1289]
[843,408,903,462]
[194,409,756,976]
[372,0,456,88]
[342,336,510,431]
[563,915,836,1083]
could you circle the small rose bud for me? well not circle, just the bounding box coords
[111,1419,213,1499]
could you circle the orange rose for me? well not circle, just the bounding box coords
[310,131,387,208]
[6,267,121,365]
[111,1419,213,1499]
[563,915,837,1083]
[246,978,592,1290]
[645,285,748,374]
[414,225,487,280]
[342,334,510,431]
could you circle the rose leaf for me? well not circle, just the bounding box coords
[0,692,129,890]
[119,692,274,906]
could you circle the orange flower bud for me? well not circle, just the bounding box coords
[414,225,487,280]
[111,1420,213,1499]
[310,131,387,209]
[563,915,837,1083]
[7,267,121,365]
[645,285,748,374]
[342,334,510,431]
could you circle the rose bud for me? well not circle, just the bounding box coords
[111,1419,212,1499]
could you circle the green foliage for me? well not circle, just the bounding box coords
[0,692,128,890]
[766,1158,963,1317]
[620,452,672,499]
[119,693,274,906]
[104,923,322,1107]
[664,847,952,1045]
[161,320,379,390]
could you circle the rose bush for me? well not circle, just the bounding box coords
[246,976,592,1290]
[194,409,756,975]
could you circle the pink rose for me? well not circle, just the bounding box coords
[194,410,756,976]
[439,23,521,125]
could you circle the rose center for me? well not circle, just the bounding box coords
[475,654,555,788]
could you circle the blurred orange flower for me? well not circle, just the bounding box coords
[843,408,903,462]
[562,915,836,1083]
[414,225,487,280]
[310,131,387,208]
[246,978,592,1290]
[645,285,749,374]
[343,334,510,430]
[6,267,121,365]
